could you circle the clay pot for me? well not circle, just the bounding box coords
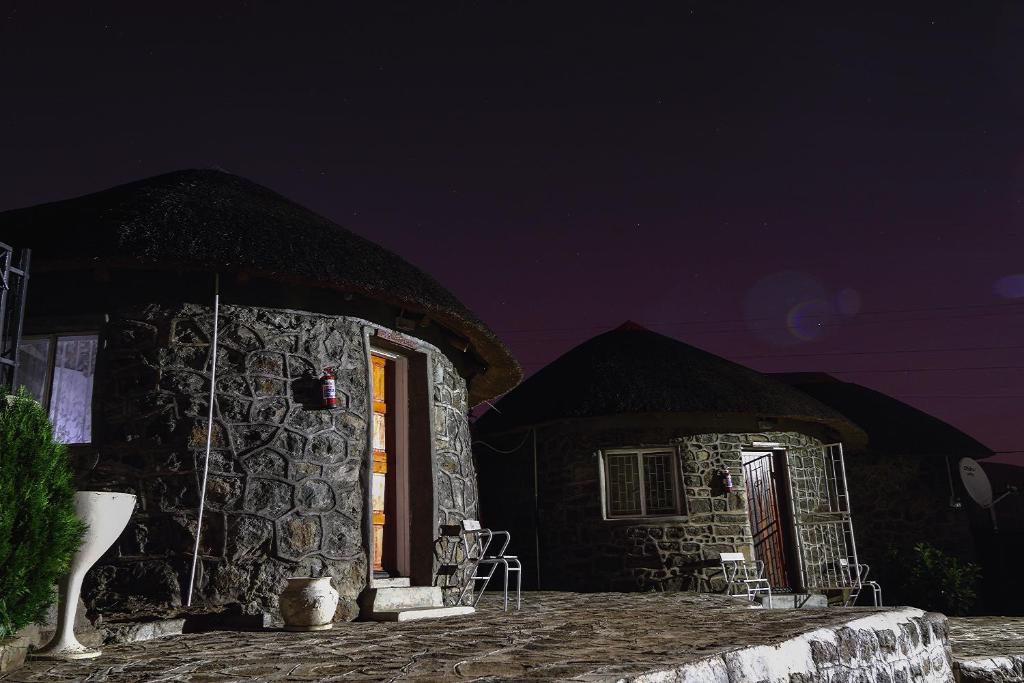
[279,577,339,631]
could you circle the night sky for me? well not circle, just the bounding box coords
[2,3,1023,464]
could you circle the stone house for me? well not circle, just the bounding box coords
[474,323,867,598]
[0,169,520,620]
[776,373,988,607]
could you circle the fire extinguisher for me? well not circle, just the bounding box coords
[721,468,734,494]
[320,367,338,408]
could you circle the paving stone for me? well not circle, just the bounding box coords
[949,616,1024,683]
[0,592,953,682]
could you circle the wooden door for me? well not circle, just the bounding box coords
[371,354,389,574]
[742,452,790,589]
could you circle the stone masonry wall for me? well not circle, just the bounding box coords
[431,353,480,605]
[532,421,830,593]
[79,303,478,619]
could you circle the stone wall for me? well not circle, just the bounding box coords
[508,420,831,592]
[430,352,480,605]
[78,302,478,619]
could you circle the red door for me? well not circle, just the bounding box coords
[742,452,790,589]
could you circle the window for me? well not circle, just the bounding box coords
[16,334,99,444]
[602,448,682,518]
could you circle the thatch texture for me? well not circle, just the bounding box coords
[475,323,861,441]
[0,169,519,402]
[776,372,992,458]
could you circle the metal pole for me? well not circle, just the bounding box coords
[186,274,220,607]
[532,427,540,590]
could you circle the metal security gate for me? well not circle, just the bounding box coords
[0,242,30,388]
[786,443,861,594]
[742,452,790,589]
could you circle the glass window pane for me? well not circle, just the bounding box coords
[48,335,98,444]
[606,453,641,516]
[643,451,676,514]
[16,337,51,404]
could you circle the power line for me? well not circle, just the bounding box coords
[897,394,1024,399]
[501,307,1024,343]
[494,300,1024,336]
[829,365,1024,375]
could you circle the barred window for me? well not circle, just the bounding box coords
[603,448,681,518]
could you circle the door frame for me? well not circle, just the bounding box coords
[363,326,438,590]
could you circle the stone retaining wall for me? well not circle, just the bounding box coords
[656,608,953,682]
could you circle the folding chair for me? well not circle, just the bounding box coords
[839,558,882,606]
[457,519,522,611]
[719,552,772,607]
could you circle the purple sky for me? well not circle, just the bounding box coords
[3,2,1023,464]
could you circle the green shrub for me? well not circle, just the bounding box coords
[0,387,85,639]
[884,542,982,616]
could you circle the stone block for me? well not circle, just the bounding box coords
[245,478,294,518]
[247,351,285,376]
[276,514,323,560]
[308,433,348,464]
[226,514,275,562]
[244,448,288,477]
[295,479,336,512]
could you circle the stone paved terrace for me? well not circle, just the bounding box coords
[949,616,1024,682]
[2,592,953,682]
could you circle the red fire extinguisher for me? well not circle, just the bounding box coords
[721,468,734,493]
[320,367,338,408]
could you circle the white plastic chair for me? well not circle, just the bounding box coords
[457,519,522,611]
[720,552,772,607]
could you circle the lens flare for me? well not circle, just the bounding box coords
[743,271,834,346]
[835,288,862,316]
[994,274,1024,299]
[786,298,832,341]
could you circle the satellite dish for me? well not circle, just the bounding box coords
[959,457,993,507]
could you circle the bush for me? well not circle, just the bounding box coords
[885,542,982,616]
[0,387,84,639]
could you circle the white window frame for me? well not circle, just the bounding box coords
[598,447,683,520]
[16,331,99,444]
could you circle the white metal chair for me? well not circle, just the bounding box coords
[457,519,522,611]
[719,552,772,607]
[838,558,883,606]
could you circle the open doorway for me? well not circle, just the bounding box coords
[741,450,796,590]
[369,346,434,584]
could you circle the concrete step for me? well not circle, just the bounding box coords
[361,586,444,614]
[756,593,828,609]
[368,606,475,622]
[372,577,411,589]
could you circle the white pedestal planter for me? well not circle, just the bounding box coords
[279,577,339,631]
[31,491,137,661]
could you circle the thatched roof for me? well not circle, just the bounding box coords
[776,373,992,458]
[475,322,863,441]
[0,169,520,403]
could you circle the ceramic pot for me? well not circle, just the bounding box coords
[279,577,339,631]
[31,491,137,660]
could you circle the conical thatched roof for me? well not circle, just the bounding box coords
[775,372,992,458]
[475,322,863,441]
[0,169,520,403]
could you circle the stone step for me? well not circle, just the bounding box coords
[755,593,828,609]
[372,577,411,589]
[362,586,444,613]
[368,606,475,622]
